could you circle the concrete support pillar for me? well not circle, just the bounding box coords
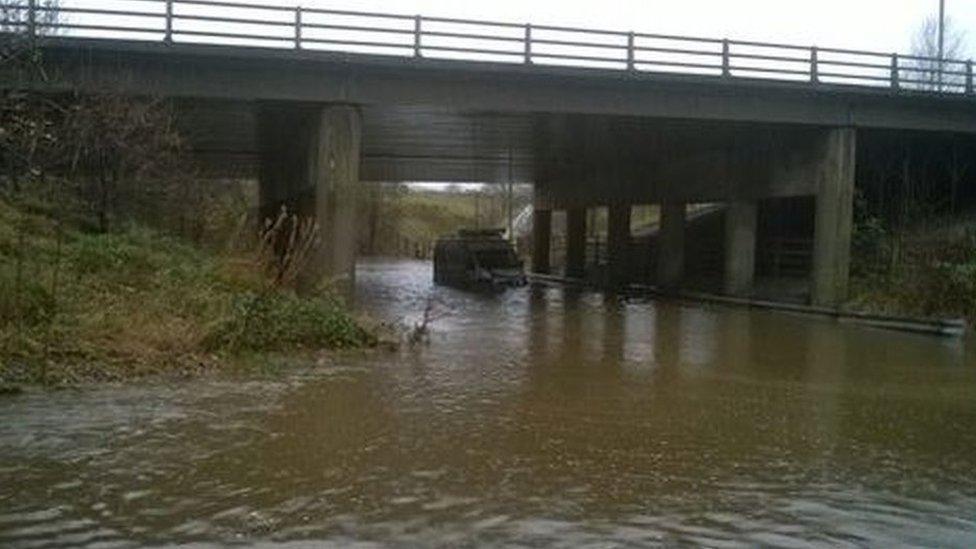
[258,102,362,291]
[607,203,632,287]
[724,200,758,296]
[812,128,856,307]
[532,209,552,274]
[657,201,686,292]
[565,207,587,279]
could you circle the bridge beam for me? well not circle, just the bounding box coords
[657,201,686,293]
[565,208,587,279]
[607,203,632,287]
[532,208,552,274]
[258,102,361,291]
[724,200,758,296]
[33,41,976,135]
[811,128,856,307]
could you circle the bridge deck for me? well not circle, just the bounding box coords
[5,2,976,182]
[6,0,976,97]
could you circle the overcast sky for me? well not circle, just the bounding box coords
[56,1,976,59]
[275,0,973,57]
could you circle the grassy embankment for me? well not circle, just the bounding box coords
[395,191,488,246]
[0,198,376,387]
[363,185,535,257]
[847,215,976,323]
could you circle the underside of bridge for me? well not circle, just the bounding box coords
[175,99,876,305]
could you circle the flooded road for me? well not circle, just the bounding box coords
[2,259,976,547]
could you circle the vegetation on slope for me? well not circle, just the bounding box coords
[848,210,976,323]
[0,198,375,386]
[360,184,531,257]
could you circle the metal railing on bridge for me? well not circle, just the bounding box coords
[3,0,974,97]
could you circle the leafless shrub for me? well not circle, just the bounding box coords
[55,95,183,231]
[255,206,320,290]
[407,294,449,346]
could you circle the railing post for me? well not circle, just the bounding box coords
[627,32,635,71]
[938,58,944,93]
[967,60,974,95]
[890,53,900,90]
[27,0,36,41]
[721,39,730,77]
[294,6,302,50]
[810,46,818,83]
[164,0,173,44]
[524,23,532,64]
[413,15,422,58]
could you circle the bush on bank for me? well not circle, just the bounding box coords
[203,292,374,353]
[848,213,976,323]
[0,198,375,386]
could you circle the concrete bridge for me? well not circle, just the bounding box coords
[6,1,976,305]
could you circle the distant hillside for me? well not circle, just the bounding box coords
[360,186,530,257]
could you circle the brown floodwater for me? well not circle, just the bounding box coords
[2,258,976,547]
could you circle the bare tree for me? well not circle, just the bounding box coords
[903,15,967,91]
[1,1,61,36]
[57,94,201,233]
[0,0,61,115]
[0,1,60,194]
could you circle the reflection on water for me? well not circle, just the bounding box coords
[2,259,976,547]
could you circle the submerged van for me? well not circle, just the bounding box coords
[433,229,527,289]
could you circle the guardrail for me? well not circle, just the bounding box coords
[2,0,974,96]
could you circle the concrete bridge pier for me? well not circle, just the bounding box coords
[565,208,587,279]
[532,208,552,274]
[657,201,686,293]
[607,203,632,287]
[812,128,856,307]
[257,102,361,291]
[724,200,758,297]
